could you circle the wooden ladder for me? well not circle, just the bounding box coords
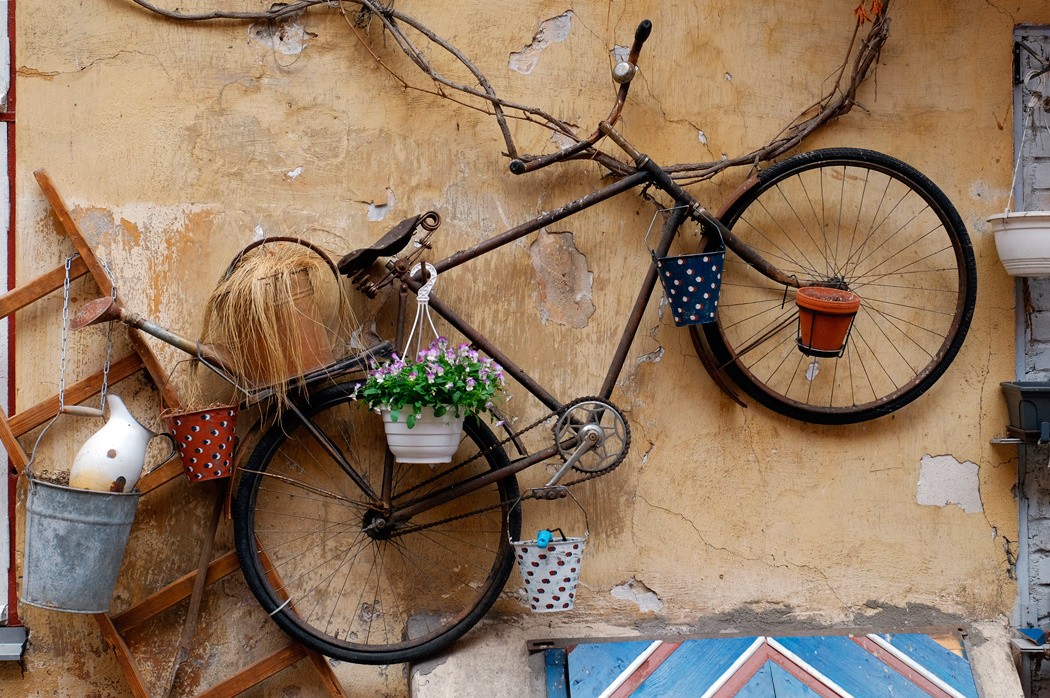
[0,171,346,697]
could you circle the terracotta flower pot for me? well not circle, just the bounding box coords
[795,286,861,356]
[163,405,238,482]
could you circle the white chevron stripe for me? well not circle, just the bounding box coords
[700,636,766,698]
[596,640,663,698]
[766,638,854,697]
[866,634,968,698]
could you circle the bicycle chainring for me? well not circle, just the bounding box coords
[552,397,631,475]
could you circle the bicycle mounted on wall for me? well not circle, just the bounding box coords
[67,20,977,665]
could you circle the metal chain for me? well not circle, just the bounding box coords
[57,255,76,411]
[97,259,118,412]
[394,406,560,502]
[394,403,626,535]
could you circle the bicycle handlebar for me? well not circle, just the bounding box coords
[509,19,652,176]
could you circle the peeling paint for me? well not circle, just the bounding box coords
[248,15,317,56]
[611,577,663,613]
[916,454,983,513]
[636,346,664,364]
[367,187,397,221]
[286,166,303,180]
[529,229,594,328]
[509,12,574,75]
[551,130,576,150]
[611,44,630,64]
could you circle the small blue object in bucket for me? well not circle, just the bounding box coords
[536,529,553,547]
[655,250,724,326]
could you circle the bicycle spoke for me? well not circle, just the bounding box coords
[697,149,974,423]
[234,382,520,664]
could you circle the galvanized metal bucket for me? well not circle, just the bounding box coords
[21,478,140,613]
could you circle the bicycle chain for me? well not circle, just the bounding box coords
[394,397,631,536]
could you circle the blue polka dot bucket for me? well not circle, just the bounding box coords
[654,249,725,326]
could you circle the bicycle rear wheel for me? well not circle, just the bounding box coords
[233,381,521,665]
[695,148,976,424]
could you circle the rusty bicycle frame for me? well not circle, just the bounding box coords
[73,20,804,523]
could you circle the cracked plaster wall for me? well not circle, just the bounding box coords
[7,0,1045,694]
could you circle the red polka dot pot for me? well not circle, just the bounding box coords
[162,405,238,483]
[513,536,586,613]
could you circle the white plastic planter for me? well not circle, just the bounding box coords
[380,406,465,463]
[988,211,1050,277]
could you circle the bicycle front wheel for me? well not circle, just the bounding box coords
[696,148,976,424]
[233,381,521,665]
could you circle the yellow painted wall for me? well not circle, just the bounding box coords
[4,0,1043,694]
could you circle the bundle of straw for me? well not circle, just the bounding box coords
[201,239,350,406]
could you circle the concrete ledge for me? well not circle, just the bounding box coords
[410,615,1023,697]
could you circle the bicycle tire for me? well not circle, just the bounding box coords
[233,381,521,664]
[694,148,976,424]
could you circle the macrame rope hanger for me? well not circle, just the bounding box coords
[402,262,441,359]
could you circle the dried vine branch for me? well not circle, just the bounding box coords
[125,0,891,181]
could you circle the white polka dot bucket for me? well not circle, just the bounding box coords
[163,405,238,482]
[514,535,586,613]
[654,249,725,326]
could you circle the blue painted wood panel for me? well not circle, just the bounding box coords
[773,635,928,697]
[632,637,757,697]
[544,648,568,698]
[736,660,823,698]
[551,632,979,697]
[878,633,979,698]
[568,641,654,698]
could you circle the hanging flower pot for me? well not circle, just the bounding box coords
[510,487,589,613]
[380,406,465,464]
[162,404,239,482]
[987,211,1050,277]
[360,336,506,464]
[795,286,861,357]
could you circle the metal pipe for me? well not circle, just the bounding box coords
[71,296,233,371]
[388,444,560,525]
[599,205,687,398]
[435,171,650,274]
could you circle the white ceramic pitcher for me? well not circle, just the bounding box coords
[69,395,178,492]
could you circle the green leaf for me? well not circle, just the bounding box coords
[433,405,447,417]
[390,408,401,423]
[407,412,417,429]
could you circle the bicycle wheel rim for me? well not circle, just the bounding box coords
[233,382,520,664]
[697,148,976,424]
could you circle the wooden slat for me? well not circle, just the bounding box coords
[196,643,307,698]
[304,649,350,698]
[0,256,88,319]
[7,352,144,437]
[0,406,29,472]
[136,458,184,495]
[34,169,113,297]
[127,329,182,410]
[94,614,150,698]
[110,551,241,634]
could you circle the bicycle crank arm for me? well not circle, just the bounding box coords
[545,424,602,487]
